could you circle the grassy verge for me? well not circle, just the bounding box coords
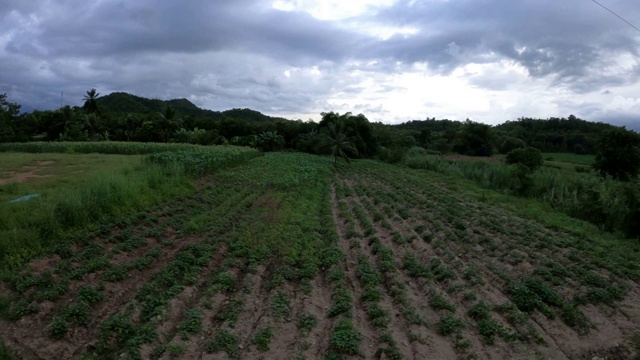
[0,144,258,276]
[0,141,205,155]
[403,148,640,238]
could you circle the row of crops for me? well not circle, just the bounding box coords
[328,160,640,358]
[0,143,259,274]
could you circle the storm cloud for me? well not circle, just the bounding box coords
[1,0,639,126]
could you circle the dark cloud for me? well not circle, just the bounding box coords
[2,0,640,124]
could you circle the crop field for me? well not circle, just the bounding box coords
[1,151,639,359]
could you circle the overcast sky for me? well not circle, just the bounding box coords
[2,0,640,127]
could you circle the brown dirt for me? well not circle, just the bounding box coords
[2,163,640,360]
[331,166,640,360]
[0,160,56,185]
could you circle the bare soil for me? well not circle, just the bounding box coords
[0,160,55,185]
[1,164,639,360]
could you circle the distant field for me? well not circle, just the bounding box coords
[1,151,638,359]
[0,152,142,203]
[543,152,595,166]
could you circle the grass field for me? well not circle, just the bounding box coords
[0,153,143,202]
[0,150,639,359]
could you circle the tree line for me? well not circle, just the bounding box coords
[1,90,638,180]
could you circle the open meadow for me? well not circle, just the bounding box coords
[0,145,639,360]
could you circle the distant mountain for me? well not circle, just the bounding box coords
[97,92,284,122]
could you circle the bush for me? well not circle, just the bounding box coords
[499,137,526,154]
[505,147,543,171]
[593,128,640,181]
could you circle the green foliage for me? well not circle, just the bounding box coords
[0,141,168,154]
[271,291,291,319]
[499,136,526,154]
[329,286,352,318]
[429,291,456,312]
[178,309,203,339]
[593,128,640,181]
[144,146,258,177]
[438,315,465,335]
[206,330,239,358]
[251,327,273,351]
[257,131,285,152]
[319,117,359,164]
[78,285,104,305]
[49,317,69,339]
[403,150,640,238]
[505,147,544,171]
[62,302,90,326]
[453,120,493,157]
[297,313,318,334]
[329,319,363,357]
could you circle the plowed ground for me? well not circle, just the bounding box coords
[1,154,639,359]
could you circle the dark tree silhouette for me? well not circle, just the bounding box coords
[593,128,640,181]
[82,88,101,115]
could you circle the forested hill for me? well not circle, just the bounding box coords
[493,116,618,154]
[394,115,622,154]
[97,92,285,122]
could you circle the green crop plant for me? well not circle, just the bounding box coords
[366,303,390,328]
[251,327,273,352]
[329,319,363,357]
[297,313,318,335]
[206,330,239,358]
[403,253,431,279]
[62,302,90,326]
[49,317,69,339]
[329,286,352,318]
[209,272,237,293]
[429,290,456,312]
[438,315,465,336]
[178,308,203,339]
[78,285,104,306]
[216,298,244,327]
[271,291,291,319]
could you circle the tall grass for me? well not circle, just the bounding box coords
[0,144,259,274]
[144,146,258,176]
[0,163,190,272]
[404,149,640,238]
[0,141,205,155]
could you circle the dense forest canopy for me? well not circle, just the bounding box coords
[0,91,633,157]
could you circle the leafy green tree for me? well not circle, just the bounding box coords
[593,128,640,181]
[157,105,183,142]
[294,129,322,153]
[505,147,543,171]
[82,88,101,115]
[319,112,376,157]
[453,120,493,156]
[124,114,142,142]
[257,131,284,151]
[0,93,20,142]
[83,113,103,139]
[499,136,526,154]
[505,147,543,194]
[321,121,358,165]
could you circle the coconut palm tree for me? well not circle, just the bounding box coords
[82,88,101,115]
[322,121,358,165]
[157,105,183,142]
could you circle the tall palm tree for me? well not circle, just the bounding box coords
[83,113,100,136]
[157,105,183,142]
[322,121,358,165]
[82,88,101,115]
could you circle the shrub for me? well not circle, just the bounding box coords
[505,147,543,171]
[499,137,526,154]
[593,128,640,181]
